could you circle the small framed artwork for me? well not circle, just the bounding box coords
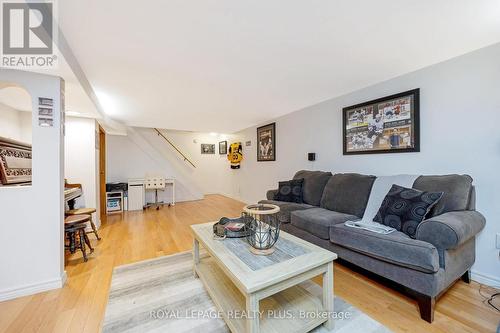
[201,143,215,154]
[38,118,54,127]
[342,89,420,155]
[38,97,53,107]
[219,141,227,155]
[38,107,53,117]
[257,122,276,161]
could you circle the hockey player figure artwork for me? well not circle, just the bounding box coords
[257,122,276,161]
[343,89,420,155]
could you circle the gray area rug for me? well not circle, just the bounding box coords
[103,251,391,333]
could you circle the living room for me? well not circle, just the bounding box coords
[0,1,499,332]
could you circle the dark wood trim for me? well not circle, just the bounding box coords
[416,294,435,323]
[342,88,420,155]
[99,125,106,220]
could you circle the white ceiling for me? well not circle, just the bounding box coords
[0,47,101,118]
[0,87,32,112]
[58,0,500,133]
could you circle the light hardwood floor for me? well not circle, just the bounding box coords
[0,194,498,333]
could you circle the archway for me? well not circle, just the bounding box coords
[0,83,33,187]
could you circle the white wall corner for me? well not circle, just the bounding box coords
[471,270,500,288]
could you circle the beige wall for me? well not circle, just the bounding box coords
[0,103,32,143]
[64,117,100,226]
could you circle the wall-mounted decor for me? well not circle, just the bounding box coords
[38,97,53,107]
[245,141,251,147]
[219,141,227,155]
[257,122,276,161]
[343,89,420,155]
[0,137,32,186]
[201,144,215,154]
[37,97,54,127]
[227,142,243,169]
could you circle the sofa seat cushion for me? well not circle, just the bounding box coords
[330,224,440,273]
[291,208,358,240]
[258,200,314,223]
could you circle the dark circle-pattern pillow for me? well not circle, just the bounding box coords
[275,178,304,203]
[373,184,443,238]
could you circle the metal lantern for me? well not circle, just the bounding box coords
[243,204,281,255]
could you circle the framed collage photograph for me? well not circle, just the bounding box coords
[342,89,420,155]
[257,122,276,161]
[201,144,215,154]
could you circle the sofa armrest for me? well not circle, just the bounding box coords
[266,189,278,200]
[416,211,485,250]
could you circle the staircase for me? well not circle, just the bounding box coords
[153,128,196,168]
[125,127,204,202]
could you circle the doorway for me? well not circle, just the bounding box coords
[99,125,106,221]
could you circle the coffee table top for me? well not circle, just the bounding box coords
[191,222,337,293]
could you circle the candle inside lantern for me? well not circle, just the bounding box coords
[253,220,271,249]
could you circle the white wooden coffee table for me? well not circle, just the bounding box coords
[191,222,337,333]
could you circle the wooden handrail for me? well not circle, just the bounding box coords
[153,128,196,168]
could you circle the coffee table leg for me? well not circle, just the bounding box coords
[245,294,260,333]
[323,261,334,330]
[193,238,200,278]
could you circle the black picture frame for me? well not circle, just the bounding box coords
[201,144,215,154]
[342,89,420,155]
[219,141,227,155]
[257,122,276,161]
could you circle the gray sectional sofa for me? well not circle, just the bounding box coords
[260,170,485,322]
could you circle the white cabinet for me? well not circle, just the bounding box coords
[128,179,145,211]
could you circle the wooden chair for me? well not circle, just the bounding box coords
[65,208,101,240]
[65,215,94,262]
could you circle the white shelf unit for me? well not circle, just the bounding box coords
[106,191,124,214]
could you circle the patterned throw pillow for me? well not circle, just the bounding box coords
[374,184,443,238]
[275,179,304,203]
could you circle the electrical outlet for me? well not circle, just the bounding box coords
[497,233,500,249]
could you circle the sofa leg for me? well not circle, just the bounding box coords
[416,294,435,323]
[461,270,471,284]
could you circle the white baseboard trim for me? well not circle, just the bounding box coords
[0,273,66,302]
[471,270,500,287]
[61,270,68,286]
[216,192,249,204]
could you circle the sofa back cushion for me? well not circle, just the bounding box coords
[320,173,376,217]
[412,174,473,217]
[293,170,332,206]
